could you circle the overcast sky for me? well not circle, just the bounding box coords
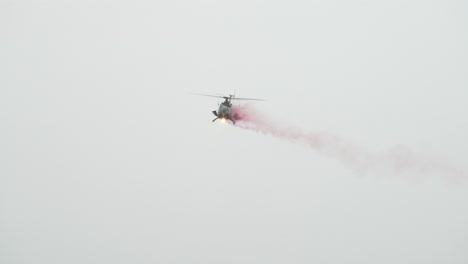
[1,1,467,263]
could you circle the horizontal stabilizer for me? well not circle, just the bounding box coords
[212,110,218,116]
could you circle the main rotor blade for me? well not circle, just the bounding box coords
[192,93,266,101]
[191,93,225,99]
[231,97,266,101]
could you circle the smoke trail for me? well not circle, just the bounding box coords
[232,104,465,182]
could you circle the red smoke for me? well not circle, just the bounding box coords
[232,104,465,182]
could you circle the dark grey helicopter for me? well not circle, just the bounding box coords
[193,93,265,124]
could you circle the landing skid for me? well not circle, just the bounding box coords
[212,117,236,124]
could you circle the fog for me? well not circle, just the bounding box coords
[2,1,467,263]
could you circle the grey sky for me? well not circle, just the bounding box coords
[1,1,467,263]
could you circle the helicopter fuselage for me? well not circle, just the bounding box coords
[212,101,235,124]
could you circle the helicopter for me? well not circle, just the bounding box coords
[193,93,265,124]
